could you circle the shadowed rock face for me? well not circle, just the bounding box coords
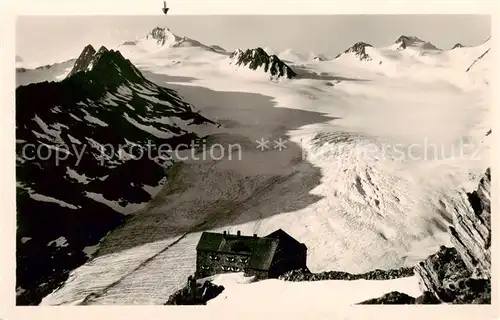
[16,44,215,305]
[335,42,373,61]
[414,167,491,304]
[66,45,97,77]
[230,47,297,79]
[452,168,491,278]
[452,43,464,49]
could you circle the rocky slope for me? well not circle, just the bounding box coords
[229,47,297,79]
[281,164,491,305]
[362,165,492,304]
[414,167,491,304]
[16,44,214,305]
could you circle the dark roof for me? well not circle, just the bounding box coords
[265,229,307,249]
[196,230,303,271]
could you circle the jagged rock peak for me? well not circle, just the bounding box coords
[67,45,97,77]
[66,44,143,84]
[230,47,268,59]
[230,47,296,79]
[97,45,109,54]
[335,42,373,61]
[452,43,464,49]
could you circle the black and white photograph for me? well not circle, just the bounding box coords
[4,0,495,315]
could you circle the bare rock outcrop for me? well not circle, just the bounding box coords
[279,266,414,282]
[451,168,491,278]
[165,275,225,305]
[414,167,491,304]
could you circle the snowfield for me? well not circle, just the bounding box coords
[206,272,422,307]
[34,28,491,306]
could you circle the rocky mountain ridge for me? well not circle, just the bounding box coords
[16,44,215,305]
[229,47,297,79]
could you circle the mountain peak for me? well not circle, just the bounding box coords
[335,41,373,61]
[230,47,296,79]
[146,26,181,46]
[395,35,422,43]
[394,35,420,50]
[394,35,440,51]
[452,43,464,49]
[66,45,144,86]
[67,45,97,77]
[140,26,215,51]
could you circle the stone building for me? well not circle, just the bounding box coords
[195,229,307,280]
